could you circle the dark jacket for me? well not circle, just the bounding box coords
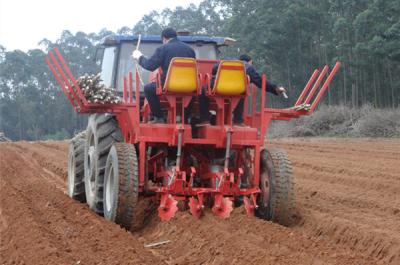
[138,38,196,84]
[211,62,278,95]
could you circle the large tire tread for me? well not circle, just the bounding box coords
[85,114,123,215]
[269,148,295,226]
[114,143,138,229]
[68,131,86,202]
[255,148,295,226]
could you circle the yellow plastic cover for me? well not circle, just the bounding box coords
[164,58,198,93]
[214,61,246,95]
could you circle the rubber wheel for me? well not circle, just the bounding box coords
[68,131,86,202]
[256,148,295,226]
[84,114,123,214]
[103,143,138,230]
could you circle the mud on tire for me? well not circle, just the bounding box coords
[103,143,138,230]
[68,131,86,202]
[84,114,123,214]
[256,148,295,226]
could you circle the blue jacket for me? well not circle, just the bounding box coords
[138,38,196,84]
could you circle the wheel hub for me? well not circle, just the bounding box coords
[260,171,270,208]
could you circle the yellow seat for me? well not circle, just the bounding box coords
[164,58,198,94]
[213,60,247,95]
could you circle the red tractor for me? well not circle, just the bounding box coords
[46,34,340,229]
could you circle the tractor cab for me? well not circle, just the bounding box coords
[99,34,236,93]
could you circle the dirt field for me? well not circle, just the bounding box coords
[1,138,399,265]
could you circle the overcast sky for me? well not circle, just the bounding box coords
[0,0,202,52]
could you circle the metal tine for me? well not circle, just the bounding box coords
[310,62,341,112]
[304,65,329,105]
[295,69,319,106]
[45,56,77,108]
[54,48,88,105]
[48,52,84,109]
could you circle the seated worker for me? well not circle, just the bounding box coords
[132,28,196,123]
[199,54,287,126]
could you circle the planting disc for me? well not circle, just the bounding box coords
[212,195,233,219]
[189,197,202,219]
[158,194,178,221]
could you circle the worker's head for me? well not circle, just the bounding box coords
[161,28,177,44]
[239,54,253,65]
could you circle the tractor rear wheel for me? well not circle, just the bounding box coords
[103,143,138,230]
[84,114,123,214]
[256,148,295,226]
[68,131,86,202]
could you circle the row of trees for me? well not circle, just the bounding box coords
[130,0,399,108]
[0,0,399,140]
[0,31,108,140]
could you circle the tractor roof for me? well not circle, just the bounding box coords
[100,35,236,47]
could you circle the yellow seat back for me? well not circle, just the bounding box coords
[164,58,198,93]
[214,60,247,95]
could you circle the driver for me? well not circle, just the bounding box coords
[132,28,196,123]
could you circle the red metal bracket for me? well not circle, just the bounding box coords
[45,48,88,112]
[265,62,341,121]
[45,48,136,114]
[309,62,341,111]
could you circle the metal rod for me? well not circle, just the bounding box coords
[176,130,183,169]
[134,34,145,86]
[48,53,75,99]
[123,77,127,102]
[224,131,232,169]
[136,65,145,86]
[48,52,84,110]
[129,72,133,103]
[54,48,88,105]
[295,69,319,106]
[310,62,341,112]
[135,70,141,122]
[144,240,170,248]
[304,65,328,105]
[136,34,141,50]
[45,57,77,109]
[251,85,256,115]
[144,147,152,192]
[260,74,267,142]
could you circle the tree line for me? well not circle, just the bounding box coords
[0,0,399,140]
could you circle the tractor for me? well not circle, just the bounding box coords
[46,33,340,230]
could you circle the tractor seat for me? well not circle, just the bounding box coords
[163,57,199,94]
[213,60,248,96]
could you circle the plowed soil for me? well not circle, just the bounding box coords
[1,138,399,265]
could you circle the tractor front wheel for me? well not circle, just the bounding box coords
[103,143,139,230]
[256,148,295,226]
